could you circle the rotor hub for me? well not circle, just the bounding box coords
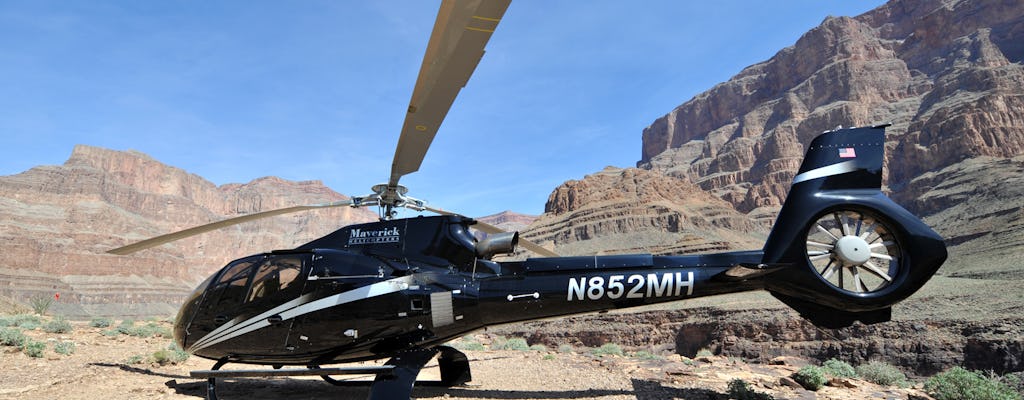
[834,235,871,265]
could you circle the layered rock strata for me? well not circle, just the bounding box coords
[0,145,376,317]
[525,167,766,256]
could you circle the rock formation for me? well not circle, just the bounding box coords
[0,145,376,317]
[477,210,537,233]
[569,0,1024,272]
[525,166,766,256]
[639,0,1024,212]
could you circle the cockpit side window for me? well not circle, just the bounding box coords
[210,257,259,308]
[246,255,303,303]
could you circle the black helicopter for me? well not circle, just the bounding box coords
[109,1,947,399]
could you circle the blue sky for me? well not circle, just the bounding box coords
[0,1,886,218]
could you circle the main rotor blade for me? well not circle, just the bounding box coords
[107,200,355,255]
[388,0,510,190]
[423,205,559,257]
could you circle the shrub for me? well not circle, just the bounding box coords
[557,344,574,353]
[695,348,714,357]
[43,316,73,334]
[0,327,27,347]
[452,340,485,351]
[822,358,858,378]
[28,295,55,315]
[529,344,548,352]
[924,367,1020,400]
[152,343,189,365]
[115,319,135,334]
[999,372,1024,395]
[856,361,907,387]
[495,338,530,351]
[115,320,170,338]
[728,379,775,400]
[632,350,662,360]
[22,339,46,358]
[793,365,828,391]
[542,354,556,360]
[8,314,41,329]
[89,317,112,328]
[125,354,145,365]
[54,341,75,355]
[590,343,624,357]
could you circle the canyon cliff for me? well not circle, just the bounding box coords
[527,0,1024,276]
[0,145,376,317]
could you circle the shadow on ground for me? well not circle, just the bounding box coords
[165,377,725,399]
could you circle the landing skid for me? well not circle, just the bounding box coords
[189,346,472,400]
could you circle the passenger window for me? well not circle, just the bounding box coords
[247,256,303,303]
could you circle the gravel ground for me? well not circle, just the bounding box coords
[0,320,936,400]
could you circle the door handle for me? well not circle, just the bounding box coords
[267,314,283,325]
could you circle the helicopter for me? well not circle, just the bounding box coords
[108,1,947,399]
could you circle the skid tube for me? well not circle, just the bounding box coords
[190,346,471,400]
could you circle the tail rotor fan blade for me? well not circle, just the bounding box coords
[107,200,355,255]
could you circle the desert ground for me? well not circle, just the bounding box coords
[1,317,941,400]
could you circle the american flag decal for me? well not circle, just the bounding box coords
[839,147,857,158]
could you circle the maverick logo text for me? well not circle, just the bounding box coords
[348,227,401,245]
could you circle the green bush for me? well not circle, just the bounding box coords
[43,316,73,334]
[495,338,530,351]
[695,348,714,357]
[54,341,75,355]
[125,354,145,365]
[529,344,548,352]
[89,317,112,328]
[999,372,1024,395]
[7,314,41,330]
[114,320,170,338]
[22,339,45,358]
[822,358,858,378]
[152,343,189,365]
[0,327,27,347]
[728,379,775,400]
[590,343,624,357]
[856,361,907,387]
[924,367,1020,400]
[793,365,828,391]
[451,340,485,351]
[632,350,662,360]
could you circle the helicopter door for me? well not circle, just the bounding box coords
[230,254,308,355]
[188,254,308,355]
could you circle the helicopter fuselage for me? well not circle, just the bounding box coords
[173,215,768,365]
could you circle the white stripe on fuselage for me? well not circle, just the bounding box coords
[187,276,415,353]
[792,160,859,184]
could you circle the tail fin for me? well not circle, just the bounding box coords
[760,125,946,327]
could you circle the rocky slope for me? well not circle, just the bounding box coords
[524,166,766,256]
[521,0,1023,273]
[476,210,537,233]
[630,0,1024,269]
[0,145,376,317]
[508,0,1024,380]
